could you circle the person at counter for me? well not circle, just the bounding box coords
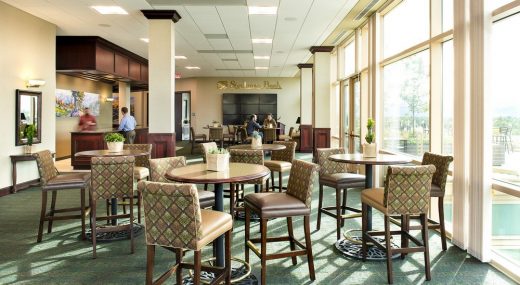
[78,107,97,131]
[246,114,263,136]
[118,107,136,144]
[263,113,277,128]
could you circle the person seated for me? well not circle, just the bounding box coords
[263,113,277,128]
[246,114,263,136]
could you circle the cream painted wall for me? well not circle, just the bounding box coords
[176,77,300,135]
[0,2,56,189]
[55,74,113,159]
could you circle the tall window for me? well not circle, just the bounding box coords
[344,41,355,77]
[442,40,454,154]
[382,51,430,156]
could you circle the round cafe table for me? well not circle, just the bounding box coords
[166,163,270,268]
[328,153,412,260]
[228,143,285,152]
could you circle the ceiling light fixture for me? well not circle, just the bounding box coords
[140,38,149,43]
[26,79,46,88]
[91,6,128,15]
[248,6,278,15]
[175,55,187,59]
[252,39,272,44]
[254,56,270,60]
[255,67,268,70]
[186,66,200,70]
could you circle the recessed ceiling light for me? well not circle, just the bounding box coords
[248,6,278,15]
[91,6,128,15]
[254,55,270,60]
[175,56,187,59]
[140,38,149,43]
[252,39,272,44]
[186,66,200,70]
[255,67,268,70]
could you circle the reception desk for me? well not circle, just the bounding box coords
[70,128,148,169]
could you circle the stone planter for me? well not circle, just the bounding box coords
[206,153,230,171]
[107,141,124,152]
[363,143,377,158]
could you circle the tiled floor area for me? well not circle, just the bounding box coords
[0,151,516,284]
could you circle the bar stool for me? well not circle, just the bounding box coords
[264,141,296,192]
[191,127,207,154]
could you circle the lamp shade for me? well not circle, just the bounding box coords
[296,117,301,124]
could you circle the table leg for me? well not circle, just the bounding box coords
[11,159,17,193]
[254,184,260,193]
[213,183,225,267]
[365,165,373,231]
[111,198,118,225]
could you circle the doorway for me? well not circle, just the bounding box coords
[174,91,191,141]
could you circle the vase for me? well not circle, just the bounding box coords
[363,143,377,158]
[24,145,32,154]
[206,153,229,171]
[251,137,262,148]
[107,141,124,152]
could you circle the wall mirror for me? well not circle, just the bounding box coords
[16,89,42,146]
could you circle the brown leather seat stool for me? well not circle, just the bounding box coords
[244,159,319,285]
[264,141,296,192]
[33,150,91,243]
[139,181,232,285]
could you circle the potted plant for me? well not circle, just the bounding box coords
[363,118,377,158]
[104,132,125,152]
[212,120,220,128]
[251,131,262,148]
[24,124,36,154]
[206,148,229,171]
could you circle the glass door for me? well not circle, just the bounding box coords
[342,81,350,150]
[342,76,361,153]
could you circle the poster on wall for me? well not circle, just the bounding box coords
[55,89,100,117]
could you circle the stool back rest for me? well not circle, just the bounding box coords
[384,165,436,215]
[272,141,296,162]
[149,156,187,183]
[123,144,152,168]
[238,128,248,143]
[227,125,234,134]
[264,128,276,142]
[91,156,135,200]
[209,128,223,140]
[288,127,294,137]
[200,142,218,163]
[138,181,201,250]
[230,149,264,165]
[316,148,349,176]
[421,152,453,193]
[33,150,58,185]
[286,159,320,209]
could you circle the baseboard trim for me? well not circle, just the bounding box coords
[0,179,40,197]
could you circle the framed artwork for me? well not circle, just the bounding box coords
[55,89,100,117]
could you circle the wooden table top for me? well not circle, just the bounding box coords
[228,144,286,152]
[328,153,412,165]
[74,149,149,157]
[165,163,270,184]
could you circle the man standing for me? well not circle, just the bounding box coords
[78,107,97,131]
[118,107,136,144]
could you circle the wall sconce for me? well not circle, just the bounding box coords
[26,79,46,88]
[105,97,115,102]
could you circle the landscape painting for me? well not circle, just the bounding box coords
[55,89,100,117]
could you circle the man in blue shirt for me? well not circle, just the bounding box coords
[118,107,137,144]
[246,114,263,136]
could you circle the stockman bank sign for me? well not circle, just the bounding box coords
[217,80,282,90]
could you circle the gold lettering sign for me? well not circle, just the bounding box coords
[217,80,282,90]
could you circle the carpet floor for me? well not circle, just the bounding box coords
[0,149,515,284]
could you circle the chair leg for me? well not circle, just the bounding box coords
[278,171,283,192]
[146,245,155,285]
[130,196,135,254]
[384,215,393,284]
[176,248,183,285]
[361,203,368,261]
[230,184,235,217]
[421,213,432,281]
[270,171,275,191]
[80,188,86,240]
[137,192,142,224]
[194,250,201,285]
[225,230,232,284]
[438,196,447,251]
[400,214,408,259]
[341,188,348,227]
[204,184,208,191]
[105,199,110,225]
[287,217,297,265]
[47,190,57,233]
[122,197,127,214]
[260,218,267,285]
[316,184,323,231]
[37,190,48,243]
[335,187,342,240]
[245,206,251,264]
[304,215,315,281]
[91,200,97,259]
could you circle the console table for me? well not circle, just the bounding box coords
[10,153,54,193]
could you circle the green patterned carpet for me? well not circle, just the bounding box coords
[0,149,516,284]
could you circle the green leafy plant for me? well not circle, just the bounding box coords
[252,131,261,139]
[365,118,375,144]
[104,132,125,142]
[208,148,228,155]
[25,124,36,146]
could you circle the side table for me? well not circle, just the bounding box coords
[10,154,39,193]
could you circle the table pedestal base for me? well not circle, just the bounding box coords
[82,223,144,242]
[183,257,257,285]
[334,237,400,261]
